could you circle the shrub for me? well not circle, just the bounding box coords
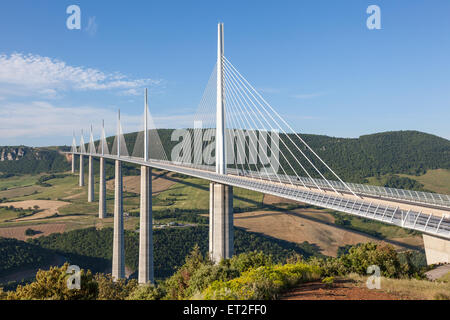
[127,284,164,300]
[342,243,402,278]
[224,251,273,273]
[310,242,417,279]
[162,250,274,300]
[322,276,335,288]
[25,228,38,236]
[163,244,210,300]
[184,264,240,299]
[201,263,322,300]
[94,273,138,300]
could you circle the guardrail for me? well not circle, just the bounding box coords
[70,152,450,239]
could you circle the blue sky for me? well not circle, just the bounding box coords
[0,0,449,146]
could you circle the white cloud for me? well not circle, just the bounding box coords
[0,100,196,144]
[0,53,161,97]
[118,88,140,96]
[0,101,127,139]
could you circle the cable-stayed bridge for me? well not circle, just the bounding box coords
[67,24,450,284]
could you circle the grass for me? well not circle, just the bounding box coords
[348,215,418,238]
[399,169,450,195]
[366,169,450,195]
[348,273,450,300]
[153,176,263,212]
[329,210,419,239]
[438,271,450,283]
[0,174,43,190]
[0,207,22,223]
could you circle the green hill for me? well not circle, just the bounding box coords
[0,146,70,175]
[292,130,450,182]
[126,129,449,183]
[1,130,449,185]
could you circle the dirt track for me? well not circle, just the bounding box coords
[280,279,406,300]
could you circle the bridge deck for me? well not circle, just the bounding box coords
[70,152,450,240]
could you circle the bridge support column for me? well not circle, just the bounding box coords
[423,234,450,265]
[71,154,75,173]
[112,160,125,280]
[79,155,84,187]
[139,166,154,284]
[98,157,106,219]
[88,156,94,202]
[210,182,233,263]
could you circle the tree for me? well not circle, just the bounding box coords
[94,273,138,300]
[6,263,98,300]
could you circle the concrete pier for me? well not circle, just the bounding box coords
[112,160,125,280]
[209,183,214,259]
[88,156,94,202]
[79,155,84,187]
[138,166,154,284]
[98,157,106,219]
[210,182,233,263]
[423,234,450,265]
[71,154,75,173]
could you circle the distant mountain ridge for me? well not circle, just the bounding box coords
[0,130,448,183]
[0,146,69,174]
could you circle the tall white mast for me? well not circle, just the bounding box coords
[101,119,105,156]
[117,109,120,157]
[216,23,226,174]
[144,88,148,162]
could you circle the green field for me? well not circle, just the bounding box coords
[152,176,264,212]
[367,169,450,195]
[0,174,43,191]
[0,171,263,231]
[399,169,450,195]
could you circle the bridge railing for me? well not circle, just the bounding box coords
[71,151,450,239]
[75,150,450,208]
[243,171,450,209]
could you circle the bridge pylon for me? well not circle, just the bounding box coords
[210,23,234,263]
[99,120,106,219]
[139,88,154,284]
[79,155,84,186]
[112,110,125,280]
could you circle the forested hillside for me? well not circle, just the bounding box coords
[0,146,70,174]
[1,130,448,184]
[120,129,449,183]
[297,131,450,182]
[27,226,320,279]
[0,237,54,277]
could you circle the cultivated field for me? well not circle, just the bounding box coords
[0,223,66,241]
[234,204,423,256]
[106,172,177,195]
[0,200,70,221]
